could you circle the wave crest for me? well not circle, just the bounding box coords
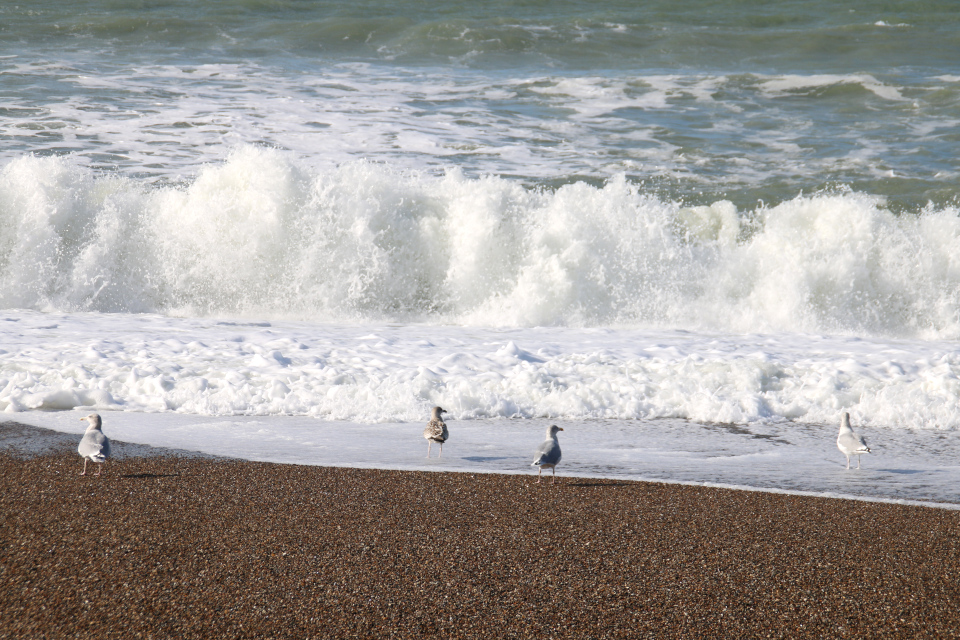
[1,148,958,338]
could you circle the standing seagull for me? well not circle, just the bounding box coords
[837,412,871,469]
[78,413,111,476]
[532,424,563,484]
[423,406,448,458]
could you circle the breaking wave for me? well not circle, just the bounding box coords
[2,147,959,339]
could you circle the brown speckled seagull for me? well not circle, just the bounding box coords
[423,406,448,458]
[78,413,111,476]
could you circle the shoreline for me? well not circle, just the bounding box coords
[0,420,232,461]
[2,424,959,638]
[8,419,959,512]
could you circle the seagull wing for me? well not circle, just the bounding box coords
[79,431,110,462]
[853,432,870,452]
[423,419,447,442]
[838,431,869,454]
[533,439,561,466]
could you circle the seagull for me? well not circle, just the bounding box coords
[78,413,111,476]
[532,424,563,484]
[423,406,448,458]
[837,412,870,469]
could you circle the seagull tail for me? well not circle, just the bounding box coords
[90,452,106,463]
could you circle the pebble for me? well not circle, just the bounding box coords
[1,452,959,638]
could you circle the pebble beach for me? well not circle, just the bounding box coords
[2,423,958,639]
[6,4,960,638]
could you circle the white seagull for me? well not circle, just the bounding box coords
[837,412,871,469]
[423,406,448,458]
[78,413,111,476]
[532,424,563,484]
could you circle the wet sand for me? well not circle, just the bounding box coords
[1,422,958,639]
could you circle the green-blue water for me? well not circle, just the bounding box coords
[1,1,960,333]
[3,0,959,208]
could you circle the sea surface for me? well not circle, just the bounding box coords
[2,1,960,504]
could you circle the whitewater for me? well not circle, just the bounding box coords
[3,1,960,506]
[4,149,960,337]
[3,150,960,506]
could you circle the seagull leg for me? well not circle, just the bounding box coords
[845,455,850,470]
[438,443,442,459]
[81,459,87,476]
[536,467,542,483]
[426,442,432,458]
[552,467,557,485]
[95,462,103,477]
[857,455,861,470]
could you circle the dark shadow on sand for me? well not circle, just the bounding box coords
[569,482,632,488]
[121,473,181,479]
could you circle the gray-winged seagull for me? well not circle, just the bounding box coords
[532,424,563,484]
[78,413,111,476]
[837,412,871,469]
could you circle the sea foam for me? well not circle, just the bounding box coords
[2,311,960,431]
[1,148,959,339]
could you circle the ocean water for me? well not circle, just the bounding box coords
[3,1,960,503]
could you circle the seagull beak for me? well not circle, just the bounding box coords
[80,417,87,422]
[558,427,564,431]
